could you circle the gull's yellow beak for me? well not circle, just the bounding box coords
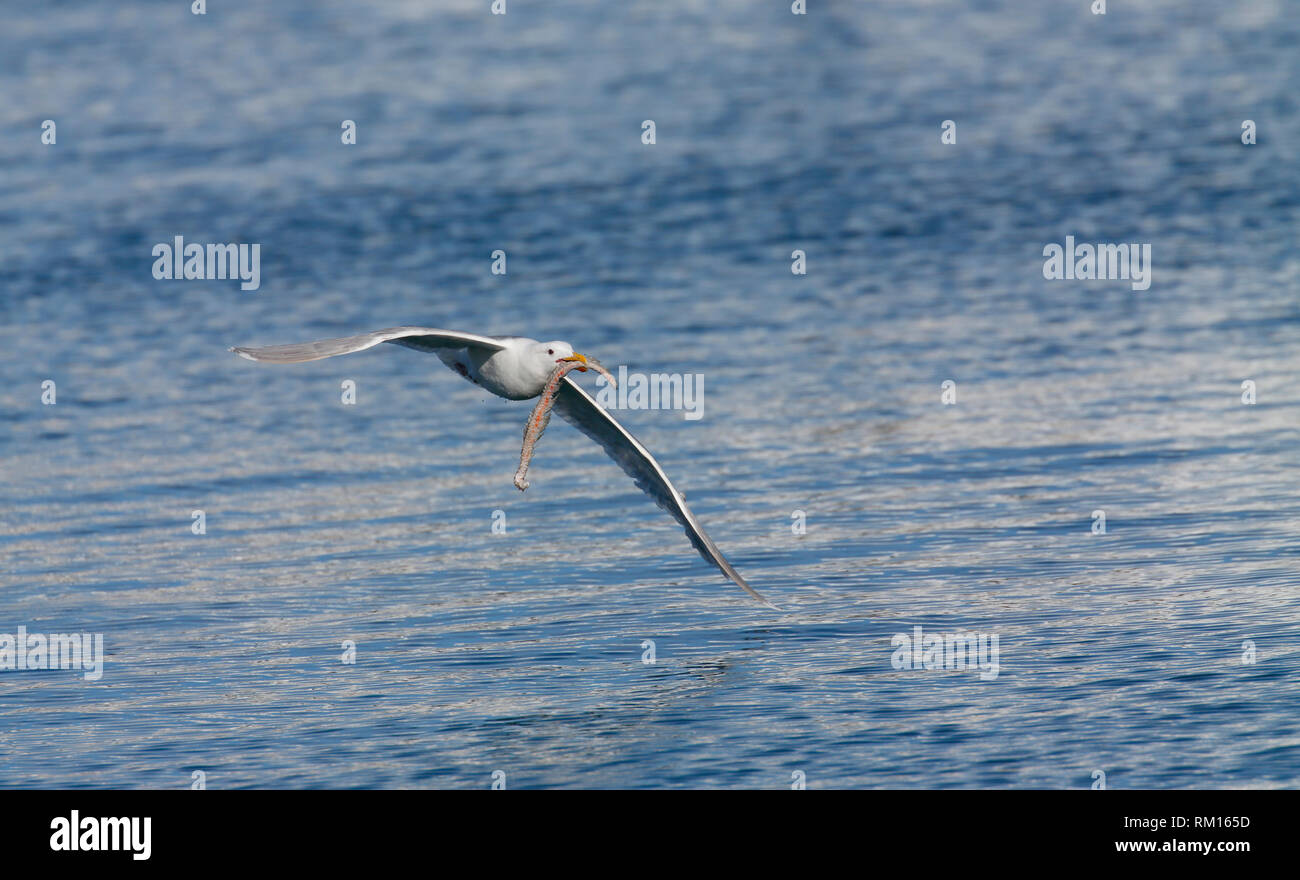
[558,353,589,371]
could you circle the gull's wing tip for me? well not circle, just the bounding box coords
[736,580,781,611]
[745,589,781,612]
[230,346,257,361]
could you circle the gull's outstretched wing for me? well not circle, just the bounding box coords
[230,326,506,364]
[552,376,775,609]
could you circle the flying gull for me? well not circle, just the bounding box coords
[230,327,775,609]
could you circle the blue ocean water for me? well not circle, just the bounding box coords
[1,0,1298,788]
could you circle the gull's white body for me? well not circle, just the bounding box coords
[433,337,574,400]
[231,327,775,609]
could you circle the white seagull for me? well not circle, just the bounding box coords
[231,327,775,609]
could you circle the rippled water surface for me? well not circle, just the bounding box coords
[2,0,1298,788]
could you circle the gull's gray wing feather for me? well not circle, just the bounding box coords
[230,326,506,364]
[552,376,775,609]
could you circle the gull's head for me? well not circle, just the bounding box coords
[533,340,589,372]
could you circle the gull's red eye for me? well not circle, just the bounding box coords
[547,349,554,355]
